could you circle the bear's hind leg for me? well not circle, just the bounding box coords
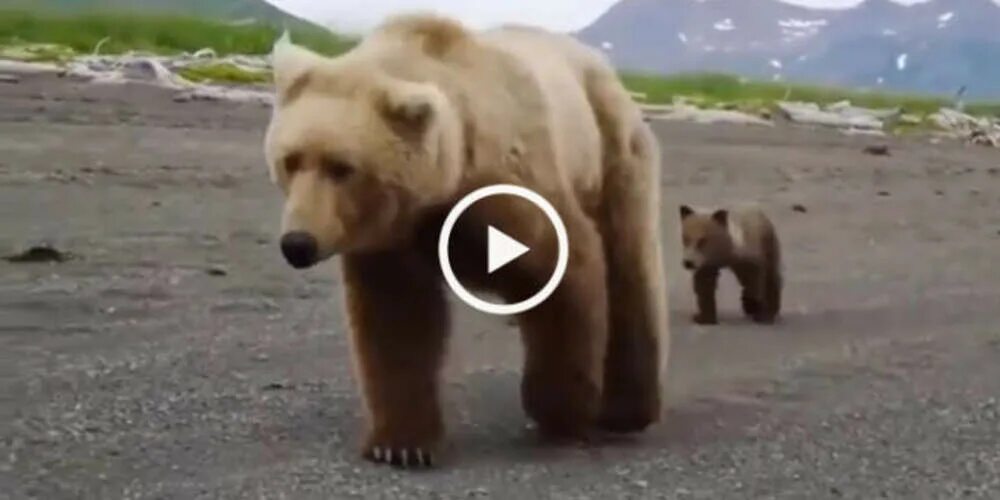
[761,229,783,323]
[760,268,782,324]
[515,209,609,441]
[732,263,763,320]
[590,116,669,433]
[341,249,449,468]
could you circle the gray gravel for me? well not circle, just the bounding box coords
[1,74,999,499]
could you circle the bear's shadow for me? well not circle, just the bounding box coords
[436,371,772,468]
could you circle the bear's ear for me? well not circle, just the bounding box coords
[711,209,729,226]
[270,31,326,101]
[679,205,694,219]
[378,83,440,136]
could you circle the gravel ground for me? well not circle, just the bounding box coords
[1,74,999,499]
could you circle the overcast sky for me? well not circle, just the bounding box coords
[266,0,968,34]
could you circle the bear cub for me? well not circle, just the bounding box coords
[679,204,783,325]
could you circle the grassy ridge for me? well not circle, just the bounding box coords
[0,8,354,56]
[622,72,999,117]
[2,9,998,117]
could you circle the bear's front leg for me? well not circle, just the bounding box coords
[341,249,449,468]
[692,267,720,325]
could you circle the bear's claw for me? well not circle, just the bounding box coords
[365,446,435,468]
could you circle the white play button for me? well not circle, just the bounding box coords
[438,184,569,316]
[487,226,529,274]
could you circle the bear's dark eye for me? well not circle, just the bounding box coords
[284,152,303,176]
[322,157,355,183]
[696,237,707,250]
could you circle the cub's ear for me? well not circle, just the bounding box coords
[270,31,327,101]
[679,205,694,219]
[711,209,729,226]
[378,82,443,136]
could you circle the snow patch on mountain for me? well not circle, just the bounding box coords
[713,18,735,31]
[937,11,954,29]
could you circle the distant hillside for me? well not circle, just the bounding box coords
[577,0,1000,99]
[0,5,353,56]
[16,0,313,28]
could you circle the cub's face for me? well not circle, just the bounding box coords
[263,35,461,269]
[679,205,733,271]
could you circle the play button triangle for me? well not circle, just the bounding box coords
[487,225,529,274]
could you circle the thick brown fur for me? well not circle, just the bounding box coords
[679,204,783,325]
[264,13,669,468]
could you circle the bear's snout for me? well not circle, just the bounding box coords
[280,231,320,269]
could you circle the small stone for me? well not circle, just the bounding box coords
[0,73,20,84]
[934,190,944,196]
[862,144,891,156]
[792,204,807,213]
[151,201,161,207]
[969,188,980,196]
[206,266,228,276]
[253,353,270,362]
[3,245,73,263]
[262,381,294,391]
[877,190,890,197]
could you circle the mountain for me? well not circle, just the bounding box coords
[577,0,1000,98]
[28,0,313,27]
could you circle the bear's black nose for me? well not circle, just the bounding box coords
[682,259,695,270]
[280,231,319,269]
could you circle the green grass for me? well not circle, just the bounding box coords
[178,62,270,84]
[0,41,75,62]
[966,102,1000,117]
[0,8,354,57]
[620,72,964,115]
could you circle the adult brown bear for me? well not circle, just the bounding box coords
[263,13,669,468]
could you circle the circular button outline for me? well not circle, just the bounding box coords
[437,184,569,316]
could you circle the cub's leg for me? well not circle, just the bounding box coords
[759,266,783,324]
[731,262,763,320]
[592,98,669,433]
[760,230,783,323]
[340,248,449,468]
[692,267,720,325]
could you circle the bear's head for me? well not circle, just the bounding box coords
[263,33,463,269]
[679,205,735,271]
